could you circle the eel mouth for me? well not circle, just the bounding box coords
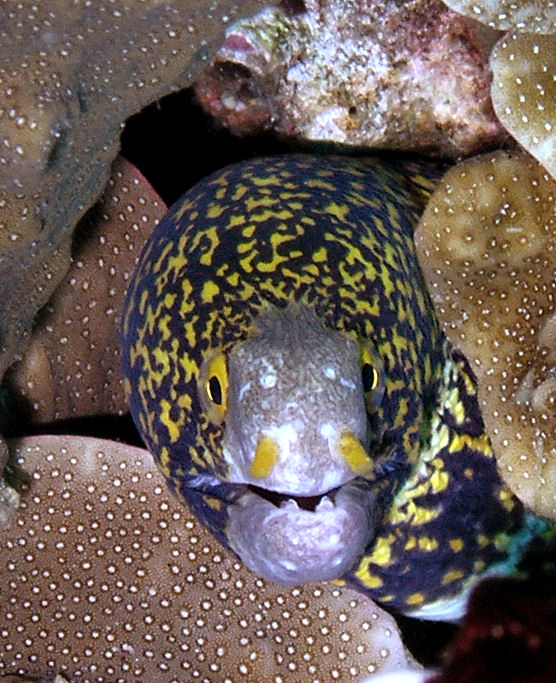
[227,479,373,585]
[248,483,337,512]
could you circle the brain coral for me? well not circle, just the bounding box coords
[0,435,412,681]
[414,150,556,519]
[0,0,265,387]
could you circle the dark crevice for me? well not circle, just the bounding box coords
[120,87,288,206]
[45,127,67,171]
[8,413,143,448]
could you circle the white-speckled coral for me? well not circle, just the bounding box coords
[5,157,165,424]
[490,31,556,179]
[440,0,556,179]
[440,0,556,33]
[0,435,412,681]
[195,0,504,157]
[414,150,556,519]
[0,0,265,382]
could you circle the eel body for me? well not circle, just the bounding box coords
[121,155,549,619]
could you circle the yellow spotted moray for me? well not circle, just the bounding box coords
[121,155,554,620]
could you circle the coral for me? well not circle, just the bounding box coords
[414,150,556,519]
[440,0,556,178]
[490,31,556,179]
[0,0,265,387]
[3,157,166,426]
[360,671,430,682]
[194,0,505,157]
[428,577,556,682]
[440,0,556,33]
[0,434,414,681]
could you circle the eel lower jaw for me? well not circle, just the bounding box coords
[226,480,374,586]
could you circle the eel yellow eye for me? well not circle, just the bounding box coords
[359,341,385,412]
[198,350,228,424]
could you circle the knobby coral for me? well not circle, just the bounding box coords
[490,31,556,180]
[414,149,556,519]
[440,0,556,32]
[0,435,413,682]
[0,0,265,390]
[440,0,556,178]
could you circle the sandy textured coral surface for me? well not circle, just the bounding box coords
[0,435,413,682]
[3,157,166,426]
[414,150,556,519]
[0,0,265,385]
[194,0,504,157]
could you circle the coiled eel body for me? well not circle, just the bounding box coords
[121,155,552,619]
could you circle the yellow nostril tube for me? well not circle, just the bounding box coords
[250,434,280,478]
[338,431,373,474]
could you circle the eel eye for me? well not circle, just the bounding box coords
[361,361,379,393]
[198,350,228,424]
[208,375,223,405]
[359,341,385,412]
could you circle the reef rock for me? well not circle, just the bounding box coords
[427,577,556,682]
[194,0,505,157]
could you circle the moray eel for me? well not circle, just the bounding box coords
[121,155,554,620]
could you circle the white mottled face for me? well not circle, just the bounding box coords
[221,303,371,496]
